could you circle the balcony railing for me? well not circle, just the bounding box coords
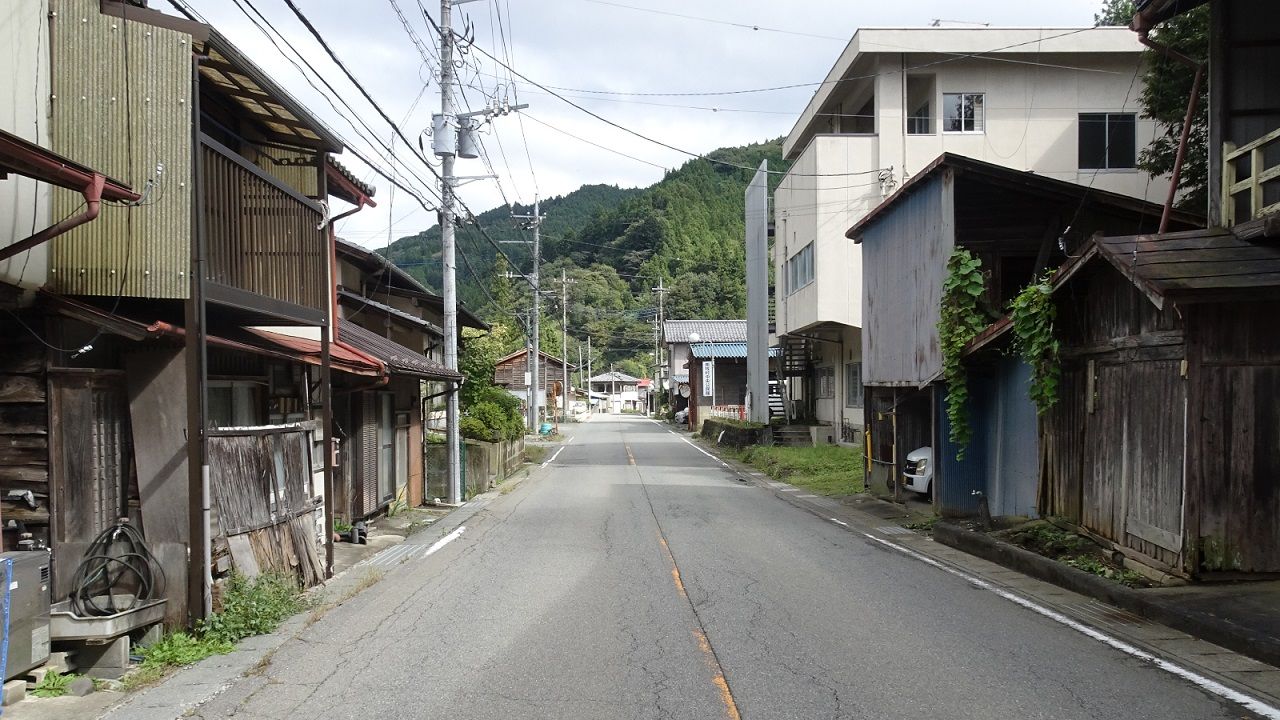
[1223,128,1280,225]
[201,134,328,318]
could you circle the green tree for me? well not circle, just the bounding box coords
[1097,0,1209,212]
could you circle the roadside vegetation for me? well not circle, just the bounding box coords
[995,520,1149,587]
[122,572,306,690]
[738,444,864,497]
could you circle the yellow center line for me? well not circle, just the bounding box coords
[625,442,636,465]
[655,533,741,720]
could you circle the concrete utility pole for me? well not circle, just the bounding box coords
[652,277,667,415]
[439,0,461,504]
[577,341,583,417]
[587,335,593,417]
[559,269,575,422]
[512,199,544,430]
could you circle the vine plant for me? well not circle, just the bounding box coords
[938,248,989,457]
[1010,273,1061,414]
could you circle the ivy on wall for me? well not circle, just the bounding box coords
[937,249,989,457]
[1010,273,1061,415]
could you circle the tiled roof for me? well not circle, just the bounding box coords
[589,371,640,383]
[662,319,747,344]
[337,288,443,336]
[338,322,460,380]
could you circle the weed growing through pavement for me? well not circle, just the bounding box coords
[32,669,80,698]
[121,572,306,690]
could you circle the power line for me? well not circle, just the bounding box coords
[578,0,845,42]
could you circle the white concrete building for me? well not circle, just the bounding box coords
[773,26,1167,437]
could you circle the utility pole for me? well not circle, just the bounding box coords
[587,336,593,418]
[651,277,667,416]
[577,340,583,417]
[438,0,461,505]
[559,269,576,422]
[511,199,544,430]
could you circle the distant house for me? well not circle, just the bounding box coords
[661,320,782,428]
[588,371,642,414]
[493,348,571,419]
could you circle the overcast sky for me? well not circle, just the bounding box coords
[172,0,1108,248]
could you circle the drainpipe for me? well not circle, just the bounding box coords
[0,174,111,263]
[1137,31,1205,234]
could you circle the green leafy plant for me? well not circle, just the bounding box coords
[938,248,990,456]
[198,572,305,646]
[1010,273,1061,414]
[32,670,79,698]
[333,518,353,535]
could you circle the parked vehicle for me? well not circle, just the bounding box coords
[902,447,933,498]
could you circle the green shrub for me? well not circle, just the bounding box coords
[460,416,491,441]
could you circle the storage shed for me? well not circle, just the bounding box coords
[1040,228,1280,577]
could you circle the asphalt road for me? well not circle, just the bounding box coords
[196,416,1261,719]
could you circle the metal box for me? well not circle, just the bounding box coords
[1,551,51,681]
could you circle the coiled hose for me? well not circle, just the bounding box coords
[68,519,166,617]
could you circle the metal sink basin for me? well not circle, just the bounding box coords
[50,597,167,641]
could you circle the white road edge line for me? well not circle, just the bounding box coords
[420,526,466,560]
[830,518,849,527]
[542,446,565,468]
[858,531,1280,719]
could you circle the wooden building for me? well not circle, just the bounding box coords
[1033,231,1280,576]
[494,348,571,419]
[847,154,1196,515]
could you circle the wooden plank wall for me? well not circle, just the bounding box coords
[208,427,324,588]
[1191,301,1280,573]
[1041,265,1186,571]
[0,325,48,550]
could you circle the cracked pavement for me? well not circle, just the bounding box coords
[174,416,1258,719]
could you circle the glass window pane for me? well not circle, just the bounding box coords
[944,93,963,131]
[970,94,985,132]
[1108,114,1137,169]
[1079,113,1107,169]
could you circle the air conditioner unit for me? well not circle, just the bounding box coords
[1,551,51,681]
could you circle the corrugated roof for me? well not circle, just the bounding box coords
[338,322,460,380]
[494,347,573,369]
[847,153,1201,241]
[689,342,783,359]
[663,319,747,344]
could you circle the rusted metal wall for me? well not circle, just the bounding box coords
[1191,301,1280,573]
[860,172,953,387]
[1040,265,1186,571]
[48,0,193,299]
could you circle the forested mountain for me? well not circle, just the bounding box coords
[377,137,787,375]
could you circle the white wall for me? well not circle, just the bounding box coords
[810,326,865,431]
[0,0,51,293]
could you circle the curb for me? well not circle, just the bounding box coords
[933,521,1280,669]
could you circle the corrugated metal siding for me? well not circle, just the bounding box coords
[48,0,192,299]
[358,392,377,518]
[861,173,952,386]
[251,144,319,198]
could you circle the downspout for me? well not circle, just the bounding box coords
[1137,31,1205,234]
[0,174,111,263]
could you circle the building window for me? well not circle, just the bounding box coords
[816,366,835,399]
[1079,113,1137,170]
[907,75,934,135]
[845,362,863,408]
[786,242,814,296]
[208,381,263,428]
[943,92,985,133]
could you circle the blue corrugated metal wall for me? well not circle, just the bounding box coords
[935,358,1041,518]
